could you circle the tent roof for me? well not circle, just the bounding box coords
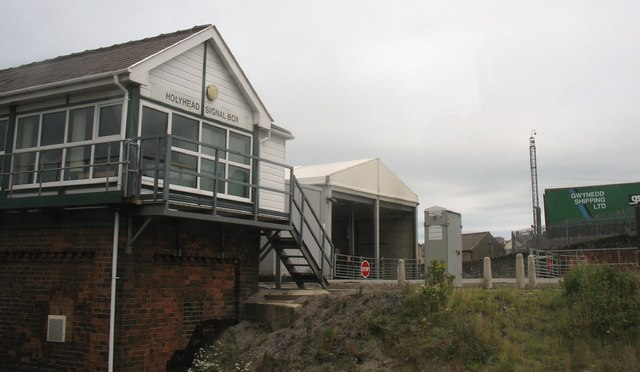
[293,158,418,205]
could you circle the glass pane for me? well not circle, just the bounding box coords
[0,119,8,152]
[98,104,122,137]
[68,107,94,142]
[38,149,63,182]
[228,165,250,198]
[41,111,66,146]
[200,158,225,193]
[202,124,226,157]
[64,145,91,180]
[172,114,198,151]
[141,106,168,136]
[229,132,250,165]
[170,151,197,188]
[12,152,36,185]
[141,107,168,178]
[16,115,39,149]
[93,142,120,178]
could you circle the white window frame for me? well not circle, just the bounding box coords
[10,100,124,190]
[139,102,253,202]
[0,117,8,190]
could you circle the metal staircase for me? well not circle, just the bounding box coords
[260,177,333,289]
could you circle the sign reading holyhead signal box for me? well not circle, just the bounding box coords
[360,260,371,278]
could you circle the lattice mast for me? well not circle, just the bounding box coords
[529,130,542,242]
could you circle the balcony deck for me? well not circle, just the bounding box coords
[0,135,294,231]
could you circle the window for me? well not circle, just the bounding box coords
[12,152,36,185]
[16,115,39,149]
[140,107,168,178]
[0,118,7,182]
[68,107,94,142]
[202,124,225,157]
[11,102,122,186]
[229,132,251,165]
[64,145,91,180]
[172,114,198,151]
[40,111,66,146]
[140,105,253,200]
[0,119,8,152]
[98,105,122,137]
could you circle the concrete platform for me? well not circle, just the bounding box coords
[243,288,329,330]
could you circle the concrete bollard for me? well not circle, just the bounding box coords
[528,255,537,289]
[397,259,406,285]
[483,257,492,289]
[515,253,525,289]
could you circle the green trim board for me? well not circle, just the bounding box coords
[544,182,640,225]
[0,190,124,210]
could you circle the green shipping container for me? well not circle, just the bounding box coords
[544,182,640,225]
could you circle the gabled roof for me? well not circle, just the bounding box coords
[462,231,492,252]
[0,25,209,95]
[293,158,418,205]
[0,25,274,127]
[293,159,372,180]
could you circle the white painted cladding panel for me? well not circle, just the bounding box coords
[142,45,204,100]
[259,134,287,212]
[204,42,254,131]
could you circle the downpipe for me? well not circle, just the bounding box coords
[108,72,127,372]
[108,210,120,372]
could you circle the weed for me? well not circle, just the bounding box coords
[562,264,640,339]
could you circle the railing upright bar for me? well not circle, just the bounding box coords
[212,149,219,215]
[162,136,171,205]
[252,155,259,221]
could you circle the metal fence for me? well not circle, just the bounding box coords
[513,210,637,252]
[332,254,423,280]
[532,247,639,278]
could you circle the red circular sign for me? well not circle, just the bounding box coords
[360,260,371,278]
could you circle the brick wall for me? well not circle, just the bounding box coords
[0,209,260,371]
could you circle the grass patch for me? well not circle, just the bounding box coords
[191,264,640,371]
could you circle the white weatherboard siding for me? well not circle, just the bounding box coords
[204,41,253,131]
[259,134,287,212]
[142,44,204,102]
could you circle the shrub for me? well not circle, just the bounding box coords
[425,259,453,286]
[402,261,453,319]
[562,264,640,339]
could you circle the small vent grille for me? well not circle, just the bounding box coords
[47,315,66,343]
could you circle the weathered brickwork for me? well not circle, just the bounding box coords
[0,210,260,371]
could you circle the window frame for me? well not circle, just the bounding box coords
[139,102,253,202]
[10,100,124,189]
[0,117,9,189]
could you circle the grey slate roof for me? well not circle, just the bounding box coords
[0,25,210,95]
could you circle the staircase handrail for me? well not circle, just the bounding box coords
[290,176,335,275]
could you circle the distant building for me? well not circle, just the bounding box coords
[461,232,506,261]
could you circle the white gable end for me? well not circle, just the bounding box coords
[142,44,204,105]
[131,25,272,132]
[203,41,254,131]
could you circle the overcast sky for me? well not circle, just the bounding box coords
[2,0,639,241]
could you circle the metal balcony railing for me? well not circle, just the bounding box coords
[0,134,335,285]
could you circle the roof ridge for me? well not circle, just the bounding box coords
[0,25,211,73]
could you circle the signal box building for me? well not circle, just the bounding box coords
[0,25,330,371]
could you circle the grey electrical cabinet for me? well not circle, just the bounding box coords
[424,206,462,287]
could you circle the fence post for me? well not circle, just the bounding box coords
[397,259,406,285]
[527,255,537,289]
[516,253,525,289]
[483,257,492,290]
